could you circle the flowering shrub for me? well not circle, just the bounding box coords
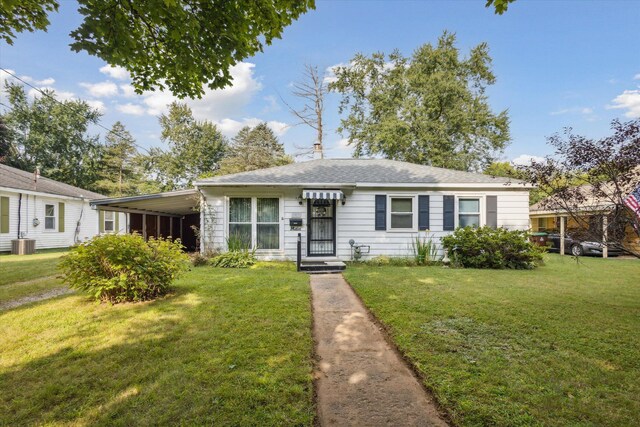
[59,233,190,303]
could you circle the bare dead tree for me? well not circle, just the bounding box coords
[281,64,327,158]
[519,119,640,257]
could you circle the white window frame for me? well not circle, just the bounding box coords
[226,196,283,252]
[456,196,483,228]
[228,197,253,247]
[387,195,416,231]
[104,211,115,233]
[44,203,57,231]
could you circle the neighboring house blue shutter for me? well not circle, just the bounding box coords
[443,195,455,231]
[486,196,498,228]
[375,195,386,230]
[418,195,430,230]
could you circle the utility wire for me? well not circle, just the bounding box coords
[0,67,151,154]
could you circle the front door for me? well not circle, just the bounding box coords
[307,199,336,256]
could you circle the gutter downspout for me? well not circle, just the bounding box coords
[17,193,22,238]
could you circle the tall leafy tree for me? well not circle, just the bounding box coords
[330,31,510,172]
[218,123,293,175]
[149,102,227,190]
[1,1,314,98]
[0,116,14,163]
[2,83,103,189]
[94,122,142,197]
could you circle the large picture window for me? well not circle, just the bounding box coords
[390,197,413,229]
[458,198,480,228]
[45,204,56,230]
[229,197,280,250]
[229,198,252,247]
[257,198,279,249]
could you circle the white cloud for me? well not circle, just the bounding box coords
[80,81,119,98]
[607,90,640,118]
[550,106,594,116]
[116,103,146,116]
[139,62,263,120]
[100,65,129,80]
[323,63,348,84]
[86,100,106,113]
[512,154,545,166]
[634,73,640,80]
[18,74,55,86]
[120,84,137,98]
[27,87,75,101]
[215,118,289,137]
[261,95,280,113]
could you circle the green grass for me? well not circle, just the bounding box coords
[0,249,68,285]
[0,250,68,305]
[344,255,640,426]
[0,262,314,426]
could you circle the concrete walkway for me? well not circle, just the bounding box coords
[311,274,447,426]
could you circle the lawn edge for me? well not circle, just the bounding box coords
[308,274,321,427]
[341,273,456,426]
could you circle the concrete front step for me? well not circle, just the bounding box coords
[300,261,346,273]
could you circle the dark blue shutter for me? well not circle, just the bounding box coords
[443,195,455,231]
[375,195,386,230]
[418,195,430,230]
[486,195,498,228]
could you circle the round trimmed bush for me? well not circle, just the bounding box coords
[59,233,190,303]
[442,226,545,269]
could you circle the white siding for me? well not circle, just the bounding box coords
[200,186,531,261]
[0,189,126,252]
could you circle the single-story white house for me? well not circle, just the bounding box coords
[0,163,126,253]
[193,159,532,261]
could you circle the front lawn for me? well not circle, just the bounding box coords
[0,250,68,305]
[344,255,640,426]
[0,263,314,425]
[0,249,67,285]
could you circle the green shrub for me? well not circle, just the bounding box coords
[190,252,210,267]
[211,235,257,268]
[360,256,418,267]
[210,250,256,268]
[227,233,251,251]
[441,226,544,270]
[59,233,190,303]
[411,233,440,265]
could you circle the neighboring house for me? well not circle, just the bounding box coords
[530,194,640,255]
[0,164,126,252]
[191,159,531,261]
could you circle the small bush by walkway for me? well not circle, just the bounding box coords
[0,263,314,425]
[344,255,640,426]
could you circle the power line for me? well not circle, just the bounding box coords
[0,67,151,154]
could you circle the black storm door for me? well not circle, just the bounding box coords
[307,199,336,256]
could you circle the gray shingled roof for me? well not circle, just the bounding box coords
[0,163,105,199]
[196,158,521,186]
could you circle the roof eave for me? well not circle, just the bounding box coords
[194,181,533,189]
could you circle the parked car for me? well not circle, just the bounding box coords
[546,233,621,257]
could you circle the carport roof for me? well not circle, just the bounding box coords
[90,189,198,217]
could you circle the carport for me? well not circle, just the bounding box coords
[90,189,200,251]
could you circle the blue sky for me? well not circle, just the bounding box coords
[1,0,639,164]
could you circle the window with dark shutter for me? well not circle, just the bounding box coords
[443,195,455,231]
[486,195,498,228]
[375,195,386,230]
[418,195,430,230]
